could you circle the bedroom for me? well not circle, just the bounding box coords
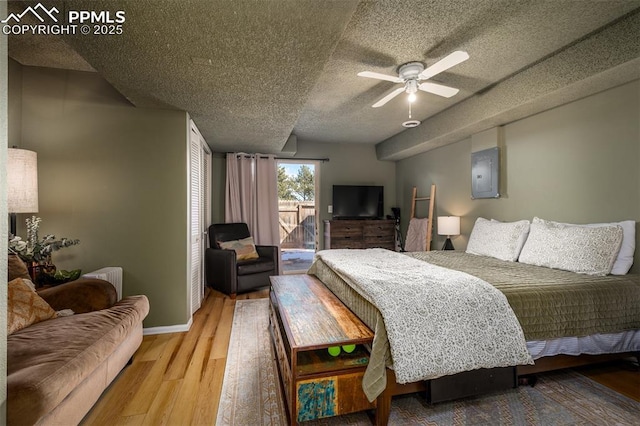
[2,0,639,424]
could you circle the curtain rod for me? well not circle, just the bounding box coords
[275,156,329,162]
[215,152,329,162]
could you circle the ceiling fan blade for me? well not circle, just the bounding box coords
[358,71,403,83]
[372,87,405,108]
[419,51,469,80]
[418,82,460,98]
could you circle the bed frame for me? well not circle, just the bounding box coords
[372,351,639,425]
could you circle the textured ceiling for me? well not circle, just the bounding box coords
[6,0,640,158]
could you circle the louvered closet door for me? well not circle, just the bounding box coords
[190,122,213,315]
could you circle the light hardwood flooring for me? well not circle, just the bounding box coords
[82,287,639,425]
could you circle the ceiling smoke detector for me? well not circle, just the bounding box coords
[402,120,421,128]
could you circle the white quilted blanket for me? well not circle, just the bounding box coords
[315,249,533,384]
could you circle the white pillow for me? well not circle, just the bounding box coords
[518,217,623,276]
[466,218,530,262]
[609,221,635,274]
[581,221,634,275]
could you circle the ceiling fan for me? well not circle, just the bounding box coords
[358,51,469,108]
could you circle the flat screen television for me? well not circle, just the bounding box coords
[332,185,384,220]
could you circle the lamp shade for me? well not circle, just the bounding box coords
[7,148,39,213]
[437,216,460,236]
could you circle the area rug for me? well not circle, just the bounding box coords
[216,299,640,425]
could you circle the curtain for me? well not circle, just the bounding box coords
[225,153,280,246]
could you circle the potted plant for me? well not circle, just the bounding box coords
[8,216,81,285]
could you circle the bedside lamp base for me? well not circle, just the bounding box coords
[442,237,455,251]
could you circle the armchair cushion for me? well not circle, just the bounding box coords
[219,236,259,260]
[237,258,277,275]
[209,223,251,247]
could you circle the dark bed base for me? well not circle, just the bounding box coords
[517,351,639,375]
[372,351,639,426]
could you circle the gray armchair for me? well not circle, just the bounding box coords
[205,223,279,298]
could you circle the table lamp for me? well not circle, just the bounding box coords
[8,148,39,236]
[437,216,460,250]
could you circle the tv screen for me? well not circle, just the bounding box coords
[332,185,384,219]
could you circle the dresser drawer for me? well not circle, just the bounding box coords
[330,221,364,238]
[363,222,395,237]
[363,237,395,249]
[331,239,366,249]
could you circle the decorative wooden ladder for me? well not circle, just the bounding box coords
[409,184,436,251]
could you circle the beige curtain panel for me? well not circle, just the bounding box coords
[225,153,280,247]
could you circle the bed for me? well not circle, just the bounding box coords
[308,217,640,424]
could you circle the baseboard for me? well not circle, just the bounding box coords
[143,317,193,335]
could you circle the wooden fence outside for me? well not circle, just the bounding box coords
[279,201,316,249]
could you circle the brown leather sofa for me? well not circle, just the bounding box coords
[7,257,149,425]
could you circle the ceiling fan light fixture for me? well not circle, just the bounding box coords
[406,79,418,103]
[358,51,469,108]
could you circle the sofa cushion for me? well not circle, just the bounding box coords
[7,295,149,426]
[7,278,57,335]
[8,254,30,281]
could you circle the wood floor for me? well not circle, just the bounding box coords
[81,287,639,425]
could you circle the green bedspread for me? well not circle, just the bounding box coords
[406,251,640,340]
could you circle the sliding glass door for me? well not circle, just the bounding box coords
[276,160,319,274]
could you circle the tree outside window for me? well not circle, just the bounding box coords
[278,165,314,201]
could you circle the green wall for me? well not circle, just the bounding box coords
[9,63,190,328]
[211,141,397,250]
[396,80,640,271]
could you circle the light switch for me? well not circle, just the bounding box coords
[328,205,333,214]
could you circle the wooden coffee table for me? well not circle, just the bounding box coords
[269,274,375,424]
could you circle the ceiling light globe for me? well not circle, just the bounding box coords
[408,93,417,103]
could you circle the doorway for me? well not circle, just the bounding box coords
[277,160,318,273]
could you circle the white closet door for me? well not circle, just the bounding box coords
[189,120,212,316]
[202,144,212,231]
[189,128,202,314]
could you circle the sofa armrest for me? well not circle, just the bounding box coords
[37,278,117,313]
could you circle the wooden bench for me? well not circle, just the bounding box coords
[269,274,375,424]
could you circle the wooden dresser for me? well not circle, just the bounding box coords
[323,219,395,250]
